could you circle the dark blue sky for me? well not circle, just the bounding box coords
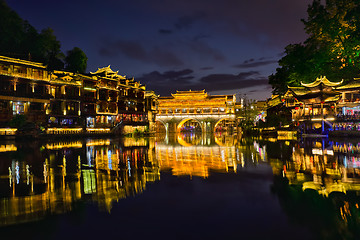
[6,0,312,100]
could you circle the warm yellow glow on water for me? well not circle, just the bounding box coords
[4,132,360,232]
[0,144,17,152]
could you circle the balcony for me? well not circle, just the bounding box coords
[0,70,49,82]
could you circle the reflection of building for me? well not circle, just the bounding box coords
[155,133,267,178]
[0,133,268,226]
[0,55,151,135]
[156,144,237,178]
[268,139,360,197]
[0,138,159,226]
[267,139,360,235]
[156,90,236,133]
[156,133,238,178]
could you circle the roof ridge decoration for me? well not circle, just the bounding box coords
[336,78,360,89]
[90,65,126,80]
[171,89,208,98]
[300,76,343,88]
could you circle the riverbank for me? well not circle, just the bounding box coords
[0,127,154,140]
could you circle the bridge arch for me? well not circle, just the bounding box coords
[214,118,236,132]
[177,118,204,132]
[155,119,168,132]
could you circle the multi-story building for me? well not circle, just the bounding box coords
[145,91,158,133]
[275,76,360,135]
[89,66,148,133]
[0,55,151,135]
[47,70,82,128]
[0,56,51,127]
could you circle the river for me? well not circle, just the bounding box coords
[0,132,359,240]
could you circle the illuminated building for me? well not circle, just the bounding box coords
[273,76,360,134]
[0,55,51,126]
[145,90,158,133]
[47,70,82,128]
[156,90,236,132]
[0,55,150,135]
[284,76,341,133]
[88,66,148,133]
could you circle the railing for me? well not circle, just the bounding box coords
[296,115,336,121]
[0,90,52,99]
[86,128,111,134]
[336,114,360,122]
[0,128,17,136]
[0,70,49,81]
[157,112,232,116]
[54,93,81,100]
[46,128,83,135]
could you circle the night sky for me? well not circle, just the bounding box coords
[6,0,312,100]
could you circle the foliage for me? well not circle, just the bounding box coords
[0,0,86,72]
[37,28,64,70]
[270,0,360,94]
[9,114,26,128]
[65,47,88,73]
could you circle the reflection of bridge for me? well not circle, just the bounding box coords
[156,90,236,132]
[156,142,238,178]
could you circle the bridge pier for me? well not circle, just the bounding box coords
[156,115,236,133]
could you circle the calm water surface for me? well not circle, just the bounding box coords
[0,133,360,240]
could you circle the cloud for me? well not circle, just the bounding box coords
[200,71,260,83]
[233,59,278,69]
[187,39,225,61]
[137,69,195,95]
[174,13,205,30]
[98,39,183,67]
[159,29,173,34]
[141,0,312,46]
[138,69,194,85]
[138,69,270,96]
[199,67,214,70]
[196,71,270,93]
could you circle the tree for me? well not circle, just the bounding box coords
[0,1,64,69]
[64,47,88,73]
[0,0,35,58]
[37,28,64,70]
[269,0,360,94]
[303,0,360,78]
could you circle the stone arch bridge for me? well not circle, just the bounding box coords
[156,90,237,133]
[156,113,236,133]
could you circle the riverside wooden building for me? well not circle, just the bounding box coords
[278,76,360,134]
[0,55,152,135]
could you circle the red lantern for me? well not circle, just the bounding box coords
[281,99,285,102]
[295,107,299,110]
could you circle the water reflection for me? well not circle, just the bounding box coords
[266,138,360,239]
[0,133,267,227]
[156,133,240,178]
[4,132,360,239]
[0,138,160,226]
